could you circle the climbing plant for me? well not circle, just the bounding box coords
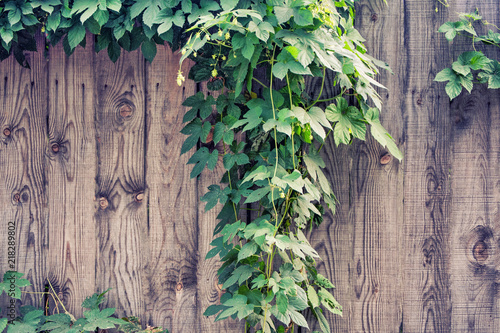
[435,10,500,100]
[0,0,402,332]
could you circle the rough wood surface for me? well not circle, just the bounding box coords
[143,45,199,332]
[94,47,147,317]
[0,36,48,310]
[45,35,97,317]
[1,1,500,331]
[402,1,453,332]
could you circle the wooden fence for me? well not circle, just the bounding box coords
[1,0,500,332]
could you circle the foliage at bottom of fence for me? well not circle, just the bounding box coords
[0,271,168,333]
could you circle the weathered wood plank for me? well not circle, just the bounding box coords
[306,1,405,331]
[94,47,146,318]
[449,85,500,333]
[402,1,453,331]
[447,3,500,332]
[0,36,48,311]
[143,45,199,332]
[45,35,97,317]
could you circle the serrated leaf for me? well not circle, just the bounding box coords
[307,285,320,308]
[67,23,86,49]
[237,242,258,261]
[364,107,403,161]
[201,185,229,211]
[141,39,157,63]
[325,98,365,145]
[221,0,238,11]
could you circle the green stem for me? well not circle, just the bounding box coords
[306,67,326,110]
[252,77,269,89]
[286,73,297,169]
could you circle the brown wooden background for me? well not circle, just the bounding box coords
[1,0,500,332]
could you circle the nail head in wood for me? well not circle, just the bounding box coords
[3,128,11,136]
[380,153,392,165]
[13,193,20,202]
[51,143,60,153]
[99,197,108,210]
[176,282,183,291]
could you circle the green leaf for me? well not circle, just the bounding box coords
[364,107,403,161]
[0,318,7,332]
[231,106,262,132]
[83,307,125,331]
[222,264,255,288]
[141,39,157,63]
[478,60,500,89]
[221,220,243,243]
[238,242,258,261]
[244,186,271,203]
[318,288,342,315]
[0,271,31,299]
[221,0,239,11]
[307,285,320,308]
[67,23,86,49]
[218,294,252,320]
[201,185,230,211]
[316,273,335,289]
[325,98,366,145]
[276,291,289,314]
[40,313,72,332]
[82,289,110,309]
[187,147,218,178]
[204,304,225,317]
[288,309,309,329]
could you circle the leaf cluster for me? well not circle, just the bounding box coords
[0,271,168,333]
[435,11,500,99]
[177,0,402,332]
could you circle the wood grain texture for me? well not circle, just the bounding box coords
[447,4,500,331]
[45,35,97,317]
[402,1,453,331]
[0,35,48,310]
[305,1,405,332]
[449,85,500,333]
[143,45,199,332]
[94,47,146,318]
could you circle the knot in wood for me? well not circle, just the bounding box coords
[416,98,423,105]
[13,193,20,202]
[99,197,108,210]
[380,153,392,165]
[371,13,378,21]
[135,192,144,202]
[51,143,60,153]
[473,241,488,262]
[176,282,183,291]
[3,128,11,136]
[119,103,133,118]
[21,192,29,202]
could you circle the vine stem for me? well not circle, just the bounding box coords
[286,73,296,169]
[306,67,326,110]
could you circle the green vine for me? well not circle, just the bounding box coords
[435,10,500,100]
[178,1,401,332]
[0,0,403,332]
